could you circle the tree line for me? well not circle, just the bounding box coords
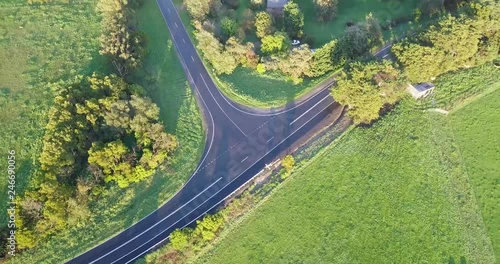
[332,0,499,125]
[12,0,178,250]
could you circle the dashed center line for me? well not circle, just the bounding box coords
[383,54,389,58]
[241,156,249,163]
[182,38,186,43]
[174,22,178,28]
[191,56,195,61]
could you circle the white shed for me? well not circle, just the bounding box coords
[407,82,435,99]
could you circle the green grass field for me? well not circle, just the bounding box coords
[5,0,204,262]
[0,0,104,238]
[449,88,500,257]
[214,67,332,107]
[196,67,500,263]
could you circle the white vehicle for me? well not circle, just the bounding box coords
[292,39,300,45]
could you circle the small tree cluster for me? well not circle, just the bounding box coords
[16,74,177,249]
[394,2,500,83]
[98,0,145,77]
[195,29,257,74]
[283,1,304,38]
[184,0,213,20]
[332,61,405,124]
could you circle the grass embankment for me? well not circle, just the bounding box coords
[0,0,104,243]
[196,65,500,263]
[5,0,204,262]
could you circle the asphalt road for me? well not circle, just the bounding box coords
[67,1,392,263]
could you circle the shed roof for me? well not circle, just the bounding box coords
[411,82,435,92]
[267,0,289,9]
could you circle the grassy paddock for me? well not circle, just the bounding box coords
[6,0,204,262]
[449,89,500,257]
[195,67,500,263]
[0,0,103,236]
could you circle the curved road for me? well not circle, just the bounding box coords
[68,1,391,263]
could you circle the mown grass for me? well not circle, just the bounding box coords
[214,68,334,108]
[421,64,500,110]
[0,0,104,237]
[196,67,500,263]
[449,88,500,257]
[5,0,204,262]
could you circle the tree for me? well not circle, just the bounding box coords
[170,229,190,251]
[220,16,238,38]
[393,1,500,82]
[240,8,255,33]
[332,61,404,124]
[194,213,225,242]
[308,40,337,77]
[261,32,291,55]
[338,24,369,60]
[226,37,253,67]
[364,13,383,48]
[255,11,273,38]
[184,0,212,20]
[283,1,304,38]
[279,44,313,83]
[314,0,338,21]
[98,0,144,76]
[425,15,480,69]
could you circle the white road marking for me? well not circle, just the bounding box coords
[383,54,389,58]
[167,8,170,13]
[182,38,186,43]
[374,44,392,56]
[83,0,343,262]
[191,56,195,62]
[174,22,178,28]
[267,136,274,143]
[123,101,336,264]
[290,95,330,125]
[241,156,249,163]
[199,73,247,136]
[90,177,223,264]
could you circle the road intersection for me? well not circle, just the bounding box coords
[68,0,392,263]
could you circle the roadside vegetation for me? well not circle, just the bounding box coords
[176,0,458,107]
[333,0,500,124]
[1,0,204,262]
